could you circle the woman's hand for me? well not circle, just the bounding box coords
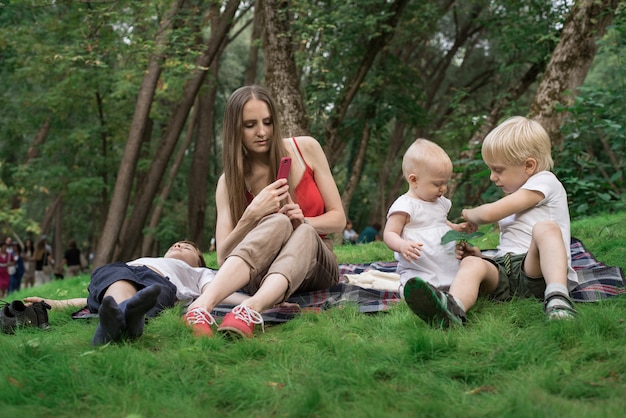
[279,194,305,229]
[247,179,291,219]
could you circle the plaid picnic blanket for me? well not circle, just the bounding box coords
[212,237,625,323]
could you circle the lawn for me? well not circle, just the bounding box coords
[1,212,625,417]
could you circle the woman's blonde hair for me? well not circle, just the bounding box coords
[482,116,553,171]
[222,85,288,225]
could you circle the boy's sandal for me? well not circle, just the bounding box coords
[543,292,577,318]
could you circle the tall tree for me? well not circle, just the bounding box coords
[261,0,309,136]
[112,0,240,263]
[188,66,220,249]
[94,0,185,267]
[529,0,621,145]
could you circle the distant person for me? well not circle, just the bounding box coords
[0,240,14,298]
[404,116,578,327]
[383,139,474,293]
[357,223,382,244]
[22,239,35,289]
[62,239,83,278]
[8,243,25,294]
[5,236,14,256]
[343,220,359,244]
[33,236,53,286]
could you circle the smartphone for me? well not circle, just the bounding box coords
[277,157,292,180]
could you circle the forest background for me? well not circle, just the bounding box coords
[0,0,624,268]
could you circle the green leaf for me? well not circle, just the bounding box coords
[440,230,485,245]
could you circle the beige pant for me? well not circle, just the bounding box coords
[34,269,51,287]
[66,265,82,277]
[233,213,340,302]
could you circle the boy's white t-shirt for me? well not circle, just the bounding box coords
[496,171,578,288]
[127,257,216,304]
[387,194,459,291]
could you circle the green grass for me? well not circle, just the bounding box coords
[2,212,625,417]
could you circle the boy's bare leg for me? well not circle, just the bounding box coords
[449,256,499,312]
[523,221,568,286]
[523,221,575,318]
[103,280,138,303]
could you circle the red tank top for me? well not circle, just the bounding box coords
[245,138,325,218]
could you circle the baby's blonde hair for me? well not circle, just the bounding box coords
[402,138,452,179]
[482,116,553,171]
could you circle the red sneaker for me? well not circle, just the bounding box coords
[184,307,215,337]
[217,305,264,338]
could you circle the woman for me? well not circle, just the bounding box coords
[0,241,13,298]
[22,239,35,288]
[185,85,346,338]
[33,237,52,286]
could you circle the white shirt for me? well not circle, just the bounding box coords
[496,171,578,288]
[127,257,216,303]
[387,194,459,290]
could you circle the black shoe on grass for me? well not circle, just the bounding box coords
[403,277,466,328]
[0,300,52,334]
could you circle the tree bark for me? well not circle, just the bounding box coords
[261,0,309,137]
[245,0,264,86]
[341,103,376,214]
[93,0,184,268]
[188,67,219,249]
[529,0,620,146]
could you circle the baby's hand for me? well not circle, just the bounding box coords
[400,240,423,262]
[449,221,477,233]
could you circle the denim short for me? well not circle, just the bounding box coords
[87,262,178,317]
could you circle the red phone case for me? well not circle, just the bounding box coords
[277,157,292,180]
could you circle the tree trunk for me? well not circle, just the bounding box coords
[245,0,263,86]
[368,121,412,228]
[93,0,184,268]
[141,98,198,257]
[188,69,219,249]
[53,199,63,276]
[341,103,375,214]
[529,0,620,146]
[114,0,239,262]
[261,0,309,137]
